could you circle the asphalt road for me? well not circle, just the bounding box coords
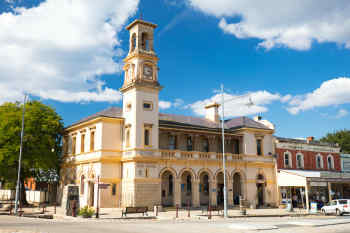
[1,215,350,233]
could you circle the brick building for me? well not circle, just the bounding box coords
[276,137,341,172]
[275,137,350,210]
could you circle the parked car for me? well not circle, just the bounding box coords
[321,199,350,216]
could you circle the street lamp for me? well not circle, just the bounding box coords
[14,94,27,214]
[220,85,253,218]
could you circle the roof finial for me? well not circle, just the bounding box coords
[139,5,143,20]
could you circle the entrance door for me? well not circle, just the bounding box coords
[257,184,264,207]
[217,183,224,206]
[216,172,224,206]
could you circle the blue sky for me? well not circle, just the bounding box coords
[0,0,350,139]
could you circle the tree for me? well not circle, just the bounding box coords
[0,101,64,204]
[320,129,350,153]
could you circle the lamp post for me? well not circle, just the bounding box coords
[220,84,228,218]
[219,85,254,218]
[14,94,27,214]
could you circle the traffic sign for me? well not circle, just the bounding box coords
[98,183,110,189]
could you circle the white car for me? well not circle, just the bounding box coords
[321,199,350,216]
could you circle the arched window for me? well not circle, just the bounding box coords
[327,155,334,170]
[80,175,85,195]
[144,129,150,146]
[296,153,304,169]
[316,154,323,169]
[131,33,136,52]
[141,32,149,51]
[284,152,292,168]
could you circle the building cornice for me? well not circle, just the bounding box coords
[65,117,124,132]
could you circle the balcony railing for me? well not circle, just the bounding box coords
[159,149,244,161]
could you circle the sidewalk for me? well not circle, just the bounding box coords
[13,206,315,220]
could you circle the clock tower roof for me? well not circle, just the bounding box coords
[126,19,157,31]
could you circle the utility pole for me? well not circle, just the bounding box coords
[220,84,228,218]
[15,94,27,214]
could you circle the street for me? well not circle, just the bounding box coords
[1,215,350,233]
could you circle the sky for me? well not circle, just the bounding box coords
[0,0,349,139]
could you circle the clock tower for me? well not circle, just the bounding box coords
[120,19,162,150]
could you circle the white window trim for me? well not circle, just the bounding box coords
[296,153,304,169]
[327,154,334,170]
[143,123,153,148]
[316,154,324,169]
[284,151,292,168]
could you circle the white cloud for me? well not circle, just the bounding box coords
[281,94,292,103]
[173,98,184,107]
[159,98,185,109]
[188,0,350,50]
[336,109,348,119]
[188,91,281,118]
[0,0,139,104]
[287,77,350,114]
[159,101,172,110]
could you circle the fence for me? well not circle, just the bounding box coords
[0,189,15,200]
[0,189,48,203]
[25,191,49,203]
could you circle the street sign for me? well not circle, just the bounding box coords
[310,202,318,213]
[98,183,110,189]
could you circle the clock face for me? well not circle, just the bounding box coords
[143,65,153,79]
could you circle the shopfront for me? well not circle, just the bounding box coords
[277,170,350,211]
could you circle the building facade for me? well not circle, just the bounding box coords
[275,137,350,210]
[341,154,350,173]
[60,19,278,209]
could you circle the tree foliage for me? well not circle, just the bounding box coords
[320,129,350,153]
[0,101,64,187]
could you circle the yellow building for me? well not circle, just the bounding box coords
[60,19,278,209]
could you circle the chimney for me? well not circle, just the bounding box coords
[306,136,314,143]
[254,115,275,130]
[205,102,220,123]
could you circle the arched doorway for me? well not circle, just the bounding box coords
[181,171,193,206]
[199,172,210,206]
[216,172,224,206]
[256,174,265,208]
[233,173,242,205]
[88,181,95,207]
[161,170,174,206]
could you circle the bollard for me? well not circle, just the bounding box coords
[176,204,179,218]
[156,205,159,217]
[208,205,212,220]
[9,203,13,215]
[187,200,190,218]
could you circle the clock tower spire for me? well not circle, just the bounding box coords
[120,19,161,92]
[121,19,161,150]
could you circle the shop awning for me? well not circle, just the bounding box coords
[278,169,350,187]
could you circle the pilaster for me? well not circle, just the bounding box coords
[193,180,200,207]
[175,178,181,207]
[210,181,217,206]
